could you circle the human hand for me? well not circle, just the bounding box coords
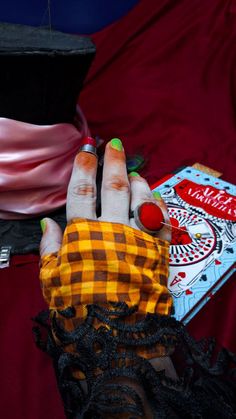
[38,138,174,408]
[40,137,171,257]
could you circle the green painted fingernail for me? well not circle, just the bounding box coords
[153,191,162,199]
[129,171,140,177]
[110,138,123,151]
[40,219,47,233]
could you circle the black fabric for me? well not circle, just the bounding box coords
[33,303,236,419]
[0,207,67,255]
[0,161,102,255]
[0,23,95,124]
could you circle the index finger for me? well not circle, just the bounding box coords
[67,140,98,222]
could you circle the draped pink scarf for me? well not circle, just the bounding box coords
[0,109,89,219]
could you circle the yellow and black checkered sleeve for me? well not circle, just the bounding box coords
[40,218,172,320]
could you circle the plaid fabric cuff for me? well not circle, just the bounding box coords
[40,218,172,318]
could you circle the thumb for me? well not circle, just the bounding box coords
[39,217,63,258]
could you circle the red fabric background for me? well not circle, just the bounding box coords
[0,256,65,419]
[1,1,236,417]
[80,0,236,186]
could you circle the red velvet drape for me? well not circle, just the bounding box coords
[1,1,236,417]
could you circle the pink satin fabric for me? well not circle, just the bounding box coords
[0,110,88,219]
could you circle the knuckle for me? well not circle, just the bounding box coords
[70,183,96,198]
[104,176,130,193]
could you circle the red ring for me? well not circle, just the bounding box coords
[137,202,164,232]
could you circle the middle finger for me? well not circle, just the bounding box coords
[101,138,130,225]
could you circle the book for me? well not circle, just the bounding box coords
[151,166,236,324]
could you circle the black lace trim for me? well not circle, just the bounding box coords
[32,303,236,418]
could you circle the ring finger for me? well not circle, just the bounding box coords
[129,173,171,242]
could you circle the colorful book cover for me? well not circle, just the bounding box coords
[152,167,236,324]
